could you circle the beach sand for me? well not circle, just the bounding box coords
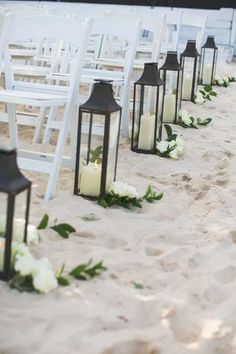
[0,63,236,354]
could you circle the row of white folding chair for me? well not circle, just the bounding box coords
[0,13,93,200]
[49,16,142,138]
[1,11,141,140]
[178,12,207,52]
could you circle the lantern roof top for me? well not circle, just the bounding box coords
[80,80,121,113]
[0,147,31,193]
[135,62,164,86]
[181,40,200,57]
[160,51,182,71]
[202,36,218,49]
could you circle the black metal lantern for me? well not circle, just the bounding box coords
[199,36,218,86]
[131,62,164,154]
[180,40,200,101]
[160,51,183,124]
[0,147,31,280]
[74,80,122,198]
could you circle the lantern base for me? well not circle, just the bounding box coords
[131,147,157,155]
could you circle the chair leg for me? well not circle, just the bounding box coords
[120,89,129,137]
[70,104,79,170]
[43,106,57,144]
[33,106,47,143]
[44,107,73,201]
[7,103,19,148]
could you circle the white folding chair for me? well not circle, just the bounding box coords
[161,10,183,53]
[0,13,92,200]
[86,16,141,137]
[179,12,207,52]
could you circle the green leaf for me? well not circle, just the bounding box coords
[79,213,100,222]
[199,90,206,96]
[210,91,217,97]
[37,214,49,230]
[69,259,107,280]
[56,262,65,278]
[197,118,212,126]
[9,274,36,293]
[90,146,103,163]
[142,185,163,203]
[50,223,76,238]
[98,193,142,210]
[57,276,70,286]
[164,124,173,139]
[203,85,212,92]
[132,281,144,289]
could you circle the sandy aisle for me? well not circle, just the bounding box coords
[0,63,236,354]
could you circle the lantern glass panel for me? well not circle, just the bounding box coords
[161,70,182,124]
[106,111,120,183]
[133,85,162,150]
[12,189,29,243]
[0,192,7,238]
[77,111,120,198]
[0,192,7,272]
[182,57,197,100]
[201,48,216,85]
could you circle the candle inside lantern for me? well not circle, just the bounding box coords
[138,112,156,150]
[80,161,102,197]
[202,63,212,85]
[182,74,192,100]
[163,94,176,123]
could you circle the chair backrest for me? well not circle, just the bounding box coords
[91,16,141,80]
[150,9,183,52]
[180,13,207,51]
[3,14,93,105]
[110,12,166,62]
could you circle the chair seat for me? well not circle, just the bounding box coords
[0,89,67,106]
[13,64,51,77]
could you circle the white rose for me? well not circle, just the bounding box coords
[169,148,179,160]
[32,258,58,294]
[14,253,36,276]
[13,243,31,257]
[178,110,189,119]
[181,115,192,126]
[27,224,39,244]
[156,140,169,153]
[223,77,229,83]
[214,75,220,81]
[108,181,139,199]
[175,137,184,156]
[218,78,224,85]
[194,92,205,104]
[168,140,177,149]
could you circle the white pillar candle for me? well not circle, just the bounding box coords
[182,75,192,100]
[163,94,176,123]
[202,63,212,85]
[138,113,156,150]
[80,162,102,197]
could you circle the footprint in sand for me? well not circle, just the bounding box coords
[194,183,211,201]
[216,156,228,170]
[102,340,160,354]
[145,247,163,257]
[164,306,202,344]
[214,266,236,284]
